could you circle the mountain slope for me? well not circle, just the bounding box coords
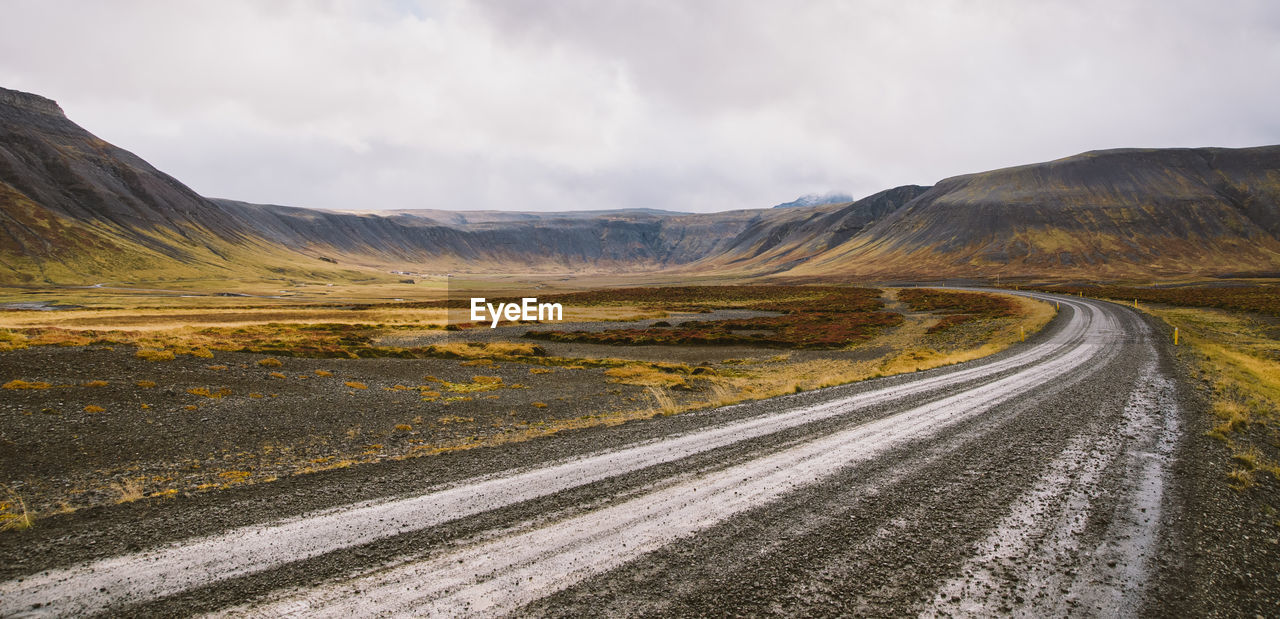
[0,87,375,285]
[784,147,1280,280]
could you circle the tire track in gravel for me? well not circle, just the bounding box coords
[522,304,1146,617]
[2,292,1170,617]
[923,318,1180,617]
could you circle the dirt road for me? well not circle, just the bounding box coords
[1,292,1269,616]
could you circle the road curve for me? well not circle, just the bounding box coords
[0,292,1185,617]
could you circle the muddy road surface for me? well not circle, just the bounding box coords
[1,292,1266,616]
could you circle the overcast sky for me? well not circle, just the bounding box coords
[3,0,1278,213]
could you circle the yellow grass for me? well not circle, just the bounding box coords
[603,364,689,388]
[1146,306,1280,487]
[0,484,34,531]
[435,377,506,393]
[429,340,546,359]
[3,379,51,390]
[645,386,680,415]
[0,330,28,352]
[111,478,146,503]
[0,306,451,331]
[187,387,232,399]
[134,348,175,361]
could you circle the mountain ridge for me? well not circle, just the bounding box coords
[782,146,1280,280]
[2,86,1278,285]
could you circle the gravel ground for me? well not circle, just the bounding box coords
[0,346,681,515]
[0,292,1275,616]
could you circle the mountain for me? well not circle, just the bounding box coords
[772,192,855,209]
[211,200,847,273]
[2,85,1278,286]
[684,185,930,274]
[215,199,708,272]
[0,87,372,285]
[783,147,1280,280]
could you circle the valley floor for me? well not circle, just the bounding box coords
[0,287,1045,519]
[0,293,1274,615]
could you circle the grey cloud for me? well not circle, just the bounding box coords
[1,0,1278,212]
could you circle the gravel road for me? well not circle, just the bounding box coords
[1,291,1272,616]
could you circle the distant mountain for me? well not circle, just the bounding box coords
[784,147,1280,280]
[212,199,791,272]
[3,85,1278,285]
[686,185,930,274]
[772,192,855,209]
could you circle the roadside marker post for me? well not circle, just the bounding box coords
[1020,326,1025,342]
[1174,327,1179,346]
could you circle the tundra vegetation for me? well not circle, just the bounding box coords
[0,285,1053,524]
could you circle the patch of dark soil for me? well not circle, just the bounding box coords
[0,346,668,515]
